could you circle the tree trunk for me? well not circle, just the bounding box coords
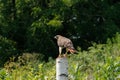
[12,0,16,21]
[56,56,68,80]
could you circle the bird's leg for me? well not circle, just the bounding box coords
[59,47,62,57]
[64,48,68,57]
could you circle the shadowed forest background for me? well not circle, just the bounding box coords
[0,0,120,80]
[0,0,120,65]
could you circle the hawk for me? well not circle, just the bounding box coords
[54,35,77,56]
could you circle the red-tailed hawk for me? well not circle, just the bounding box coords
[54,35,77,56]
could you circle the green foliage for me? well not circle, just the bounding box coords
[0,34,120,80]
[2,53,55,80]
[0,0,120,63]
[0,36,17,66]
[68,34,120,80]
[0,69,6,80]
[47,20,62,27]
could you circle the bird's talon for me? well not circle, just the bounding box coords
[58,54,62,57]
[63,54,67,57]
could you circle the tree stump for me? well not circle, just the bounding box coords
[56,56,68,80]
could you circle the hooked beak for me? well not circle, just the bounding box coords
[54,36,57,39]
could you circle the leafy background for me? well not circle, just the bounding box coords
[0,0,120,79]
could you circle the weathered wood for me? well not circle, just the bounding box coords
[56,56,68,80]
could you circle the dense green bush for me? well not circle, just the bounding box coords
[0,36,17,66]
[0,33,120,80]
[0,0,120,60]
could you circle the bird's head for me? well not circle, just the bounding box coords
[54,35,61,39]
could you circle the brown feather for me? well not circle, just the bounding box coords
[54,35,77,54]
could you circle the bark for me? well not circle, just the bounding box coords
[56,56,68,80]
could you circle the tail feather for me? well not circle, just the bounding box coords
[67,48,78,53]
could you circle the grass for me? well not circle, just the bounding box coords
[0,33,120,80]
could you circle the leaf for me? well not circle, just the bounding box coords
[47,19,62,27]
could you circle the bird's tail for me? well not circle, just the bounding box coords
[67,48,79,54]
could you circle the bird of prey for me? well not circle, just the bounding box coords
[54,35,77,56]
